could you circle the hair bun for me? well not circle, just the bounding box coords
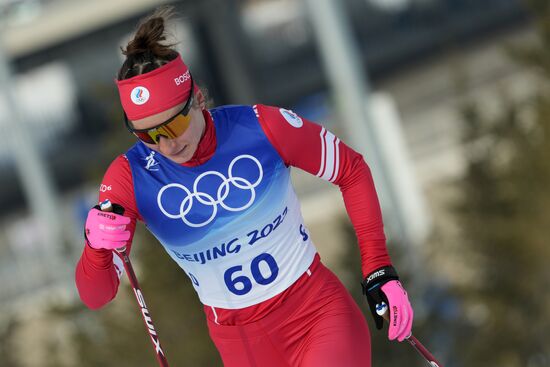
[122,7,176,58]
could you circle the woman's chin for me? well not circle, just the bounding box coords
[170,147,194,164]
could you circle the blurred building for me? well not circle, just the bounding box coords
[0,0,533,319]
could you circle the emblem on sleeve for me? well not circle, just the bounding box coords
[279,108,303,128]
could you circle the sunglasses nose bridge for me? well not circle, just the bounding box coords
[128,105,193,144]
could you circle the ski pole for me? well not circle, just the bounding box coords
[100,200,170,367]
[376,302,443,367]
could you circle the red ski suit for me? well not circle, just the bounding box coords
[76,105,392,366]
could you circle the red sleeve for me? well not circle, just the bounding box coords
[254,105,391,277]
[75,154,141,309]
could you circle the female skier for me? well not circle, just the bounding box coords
[76,7,413,367]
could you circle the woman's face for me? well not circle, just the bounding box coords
[130,101,206,164]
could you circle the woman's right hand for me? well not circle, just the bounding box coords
[84,204,131,251]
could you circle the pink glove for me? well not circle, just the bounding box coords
[362,266,414,342]
[84,206,131,250]
[381,280,414,342]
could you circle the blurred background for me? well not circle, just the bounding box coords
[0,0,548,366]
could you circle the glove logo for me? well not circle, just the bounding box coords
[157,154,263,227]
[279,108,303,128]
[366,269,385,283]
[392,305,398,327]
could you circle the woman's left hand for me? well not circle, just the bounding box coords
[362,266,414,342]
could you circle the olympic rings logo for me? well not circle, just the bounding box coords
[157,155,263,228]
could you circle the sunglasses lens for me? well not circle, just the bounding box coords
[133,131,156,144]
[129,108,193,144]
[158,113,192,138]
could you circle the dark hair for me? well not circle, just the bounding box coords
[118,6,210,108]
[118,6,179,81]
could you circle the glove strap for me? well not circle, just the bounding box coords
[361,266,399,295]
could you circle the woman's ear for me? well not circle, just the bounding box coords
[196,89,206,110]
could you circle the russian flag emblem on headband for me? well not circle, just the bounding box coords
[116,54,194,121]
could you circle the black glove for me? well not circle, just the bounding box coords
[361,265,399,330]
